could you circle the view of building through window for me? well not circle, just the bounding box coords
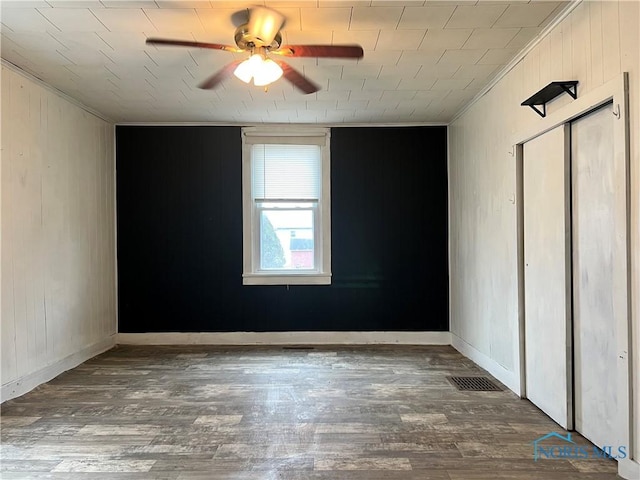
[260,207,314,270]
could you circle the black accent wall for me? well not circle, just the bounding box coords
[116,125,448,332]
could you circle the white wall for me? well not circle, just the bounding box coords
[449,0,639,467]
[1,64,116,401]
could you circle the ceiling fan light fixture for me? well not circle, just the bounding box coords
[253,58,283,87]
[234,53,262,83]
[234,54,283,87]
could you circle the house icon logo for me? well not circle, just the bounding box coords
[530,432,576,461]
[530,431,628,462]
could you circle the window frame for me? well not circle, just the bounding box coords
[241,126,331,285]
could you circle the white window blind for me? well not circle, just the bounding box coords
[252,144,321,200]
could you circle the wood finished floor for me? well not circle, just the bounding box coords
[1,345,620,479]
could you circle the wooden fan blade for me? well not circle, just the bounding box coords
[146,37,242,53]
[273,45,364,59]
[198,60,243,90]
[276,61,320,95]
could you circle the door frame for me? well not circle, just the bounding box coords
[513,73,632,451]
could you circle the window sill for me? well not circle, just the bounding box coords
[242,273,331,286]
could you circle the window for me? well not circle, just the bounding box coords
[242,127,331,285]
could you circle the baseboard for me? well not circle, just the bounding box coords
[1,336,116,403]
[117,331,452,346]
[450,333,521,395]
[618,458,640,480]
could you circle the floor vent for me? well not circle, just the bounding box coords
[447,376,502,392]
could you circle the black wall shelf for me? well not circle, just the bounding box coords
[521,81,578,117]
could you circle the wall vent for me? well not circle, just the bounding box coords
[447,376,502,391]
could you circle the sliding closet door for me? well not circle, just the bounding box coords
[523,125,571,428]
[572,102,623,450]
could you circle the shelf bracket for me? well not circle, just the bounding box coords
[521,81,579,118]
[529,103,546,118]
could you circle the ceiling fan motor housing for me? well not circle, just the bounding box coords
[234,24,283,50]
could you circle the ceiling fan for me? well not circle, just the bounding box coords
[146,6,364,95]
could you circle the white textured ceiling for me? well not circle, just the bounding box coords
[0,0,571,124]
